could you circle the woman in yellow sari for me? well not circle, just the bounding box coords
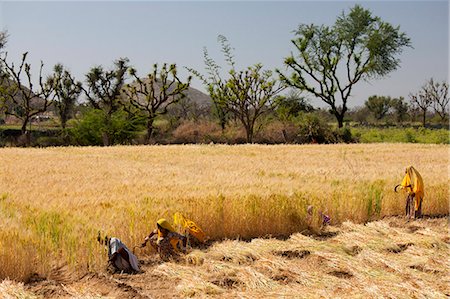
[141,218,187,261]
[395,166,424,219]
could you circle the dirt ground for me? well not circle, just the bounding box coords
[1,216,448,299]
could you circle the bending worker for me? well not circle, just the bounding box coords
[141,218,187,261]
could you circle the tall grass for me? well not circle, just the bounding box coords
[0,144,448,281]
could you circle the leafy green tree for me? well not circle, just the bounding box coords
[391,96,409,123]
[48,64,82,129]
[0,52,55,139]
[278,5,411,128]
[365,95,392,120]
[82,58,129,145]
[122,63,191,141]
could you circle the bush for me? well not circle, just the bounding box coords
[256,121,298,144]
[334,127,358,143]
[172,120,224,144]
[68,109,145,146]
[35,136,66,147]
[295,113,335,144]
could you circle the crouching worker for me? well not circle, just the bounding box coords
[395,166,424,219]
[98,234,140,273]
[141,218,187,261]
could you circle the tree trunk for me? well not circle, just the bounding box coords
[336,113,344,128]
[61,117,67,130]
[21,118,31,146]
[245,122,254,143]
[103,113,112,146]
[21,119,28,135]
[146,118,155,143]
[422,109,426,127]
[246,129,253,143]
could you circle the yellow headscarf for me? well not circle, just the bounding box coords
[400,166,424,210]
[157,218,175,232]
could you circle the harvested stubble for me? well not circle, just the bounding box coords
[0,144,448,281]
[154,217,449,298]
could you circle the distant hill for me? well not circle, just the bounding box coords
[124,79,212,108]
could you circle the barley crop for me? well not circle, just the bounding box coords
[0,144,448,281]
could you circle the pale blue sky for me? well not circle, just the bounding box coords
[0,1,448,107]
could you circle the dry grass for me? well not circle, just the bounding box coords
[8,217,449,298]
[0,279,38,299]
[0,144,448,282]
[153,217,449,298]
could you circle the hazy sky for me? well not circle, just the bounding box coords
[0,1,448,107]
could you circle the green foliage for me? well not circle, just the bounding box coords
[189,35,283,142]
[84,58,129,111]
[334,127,357,143]
[352,127,449,144]
[365,95,393,120]
[226,63,283,142]
[275,89,313,121]
[279,4,411,128]
[391,97,409,123]
[187,36,232,130]
[48,64,82,129]
[123,63,191,141]
[69,109,145,145]
[296,113,335,144]
[0,52,56,137]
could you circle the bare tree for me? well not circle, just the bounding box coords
[0,52,55,143]
[425,78,448,122]
[82,58,129,145]
[122,63,191,141]
[409,87,432,127]
[226,64,284,143]
[190,35,284,143]
[48,64,82,129]
[0,30,7,52]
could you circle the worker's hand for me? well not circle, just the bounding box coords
[140,236,150,247]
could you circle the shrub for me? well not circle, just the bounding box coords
[295,113,335,144]
[68,109,145,146]
[334,127,358,143]
[172,120,224,144]
[256,121,298,144]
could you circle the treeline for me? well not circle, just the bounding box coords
[0,5,448,147]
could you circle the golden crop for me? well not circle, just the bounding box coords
[0,144,448,281]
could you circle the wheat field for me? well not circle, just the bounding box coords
[0,144,448,282]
